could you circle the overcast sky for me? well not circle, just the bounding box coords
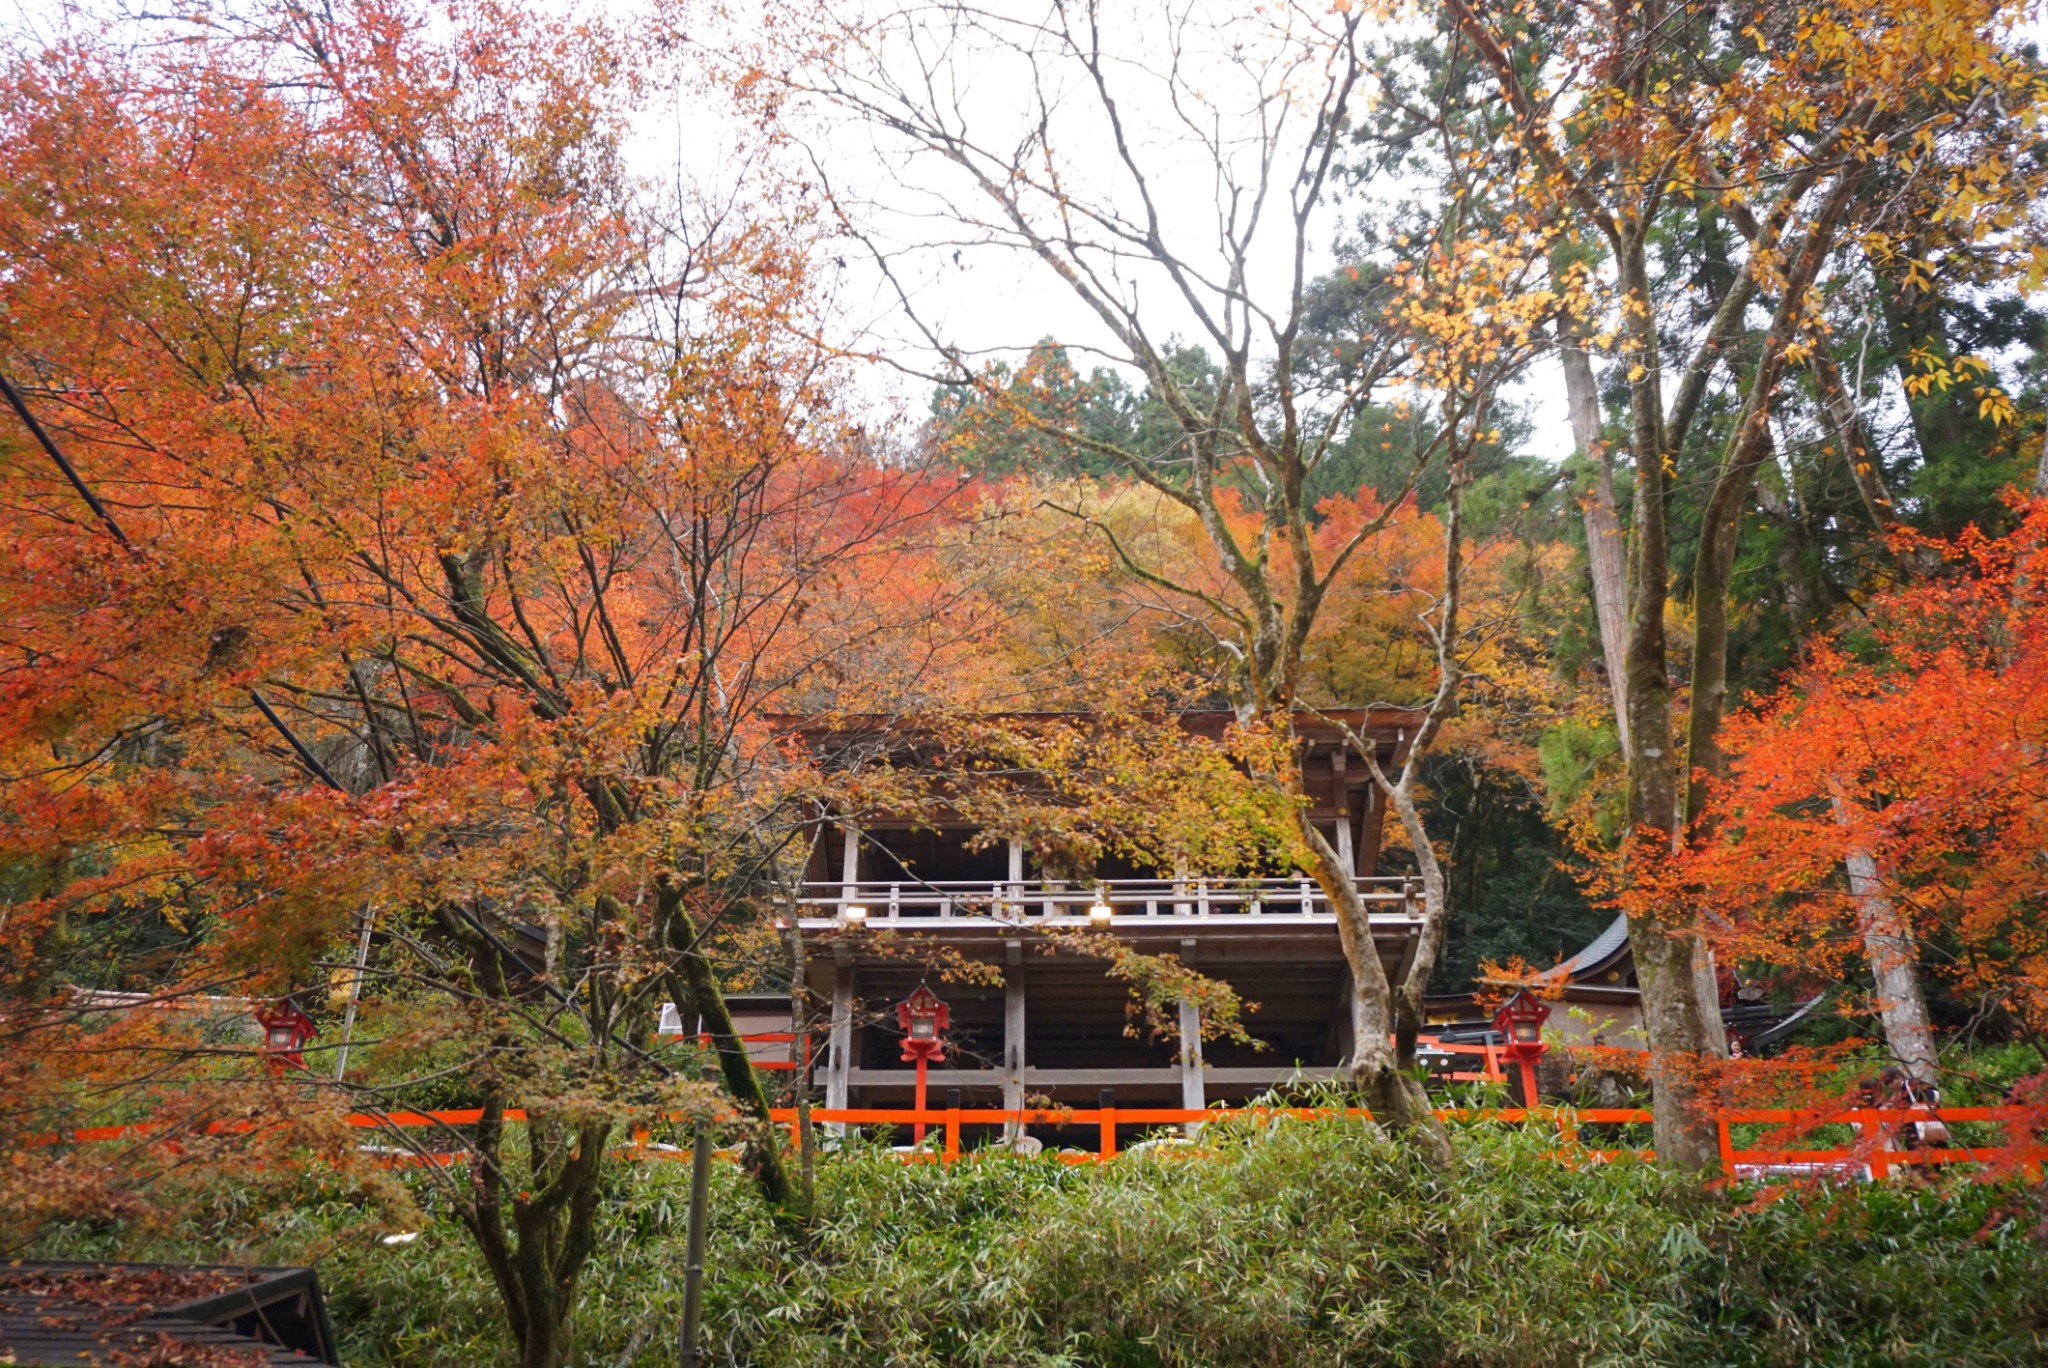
[632,0,1577,459]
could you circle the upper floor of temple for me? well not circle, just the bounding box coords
[785,707,1426,926]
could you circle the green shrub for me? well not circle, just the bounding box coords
[26,1115,2048,1366]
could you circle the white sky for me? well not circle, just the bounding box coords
[16,0,2043,470]
[630,0,1576,458]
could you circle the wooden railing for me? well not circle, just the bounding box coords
[795,875,1417,921]
[739,1103,2046,1179]
[30,1099,2047,1181]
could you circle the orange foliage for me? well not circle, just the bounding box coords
[0,0,968,986]
[0,0,973,1300]
[1682,498,2048,1031]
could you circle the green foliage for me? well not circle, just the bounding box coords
[929,338,1222,480]
[1390,755,1611,993]
[1539,719,1624,843]
[28,1116,2047,1366]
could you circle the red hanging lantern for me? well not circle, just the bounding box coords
[254,996,317,1072]
[896,986,949,1146]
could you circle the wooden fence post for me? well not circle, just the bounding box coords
[1862,1113,1889,1182]
[1098,1088,1117,1160]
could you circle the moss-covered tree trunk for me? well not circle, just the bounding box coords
[437,916,613,1368]
[657,873,800,1212]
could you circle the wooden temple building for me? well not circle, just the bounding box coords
[780,710,1437,1118]
[650,705,1834,1135]
[662,709,1807,1128]
[1422,914,1648,1050]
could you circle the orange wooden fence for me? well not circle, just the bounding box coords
[21,1028,2044,1180]
[30,1101,2044,1182]
[740,1102,2047,1179]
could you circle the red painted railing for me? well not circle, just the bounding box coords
[24,1025,2044,1182]
[51,1100,2035,1181]
[734,1103,2046,1178]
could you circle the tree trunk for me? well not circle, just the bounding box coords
[1561,327,1632,759]
[462,1112,610,1368]
[1683,173,1865,1062]
[659,875,801,1211]
[1807,339,1898,534]
[1379,773,1450,1064]
[1615,236,1725,1169]
[512,1278,575,1368]
[1689,943,1729,1058]
[1684,420,1755,830]
[1847,853,1939,1085]
[1835,802,1938,1085]
[1300,816,1453,1168]
[1684,224,1843,830]
[438,917,612,1368]
[1628,924,1724,1168]
[1675,393,1754,1062]
[1670,509,1747,1069]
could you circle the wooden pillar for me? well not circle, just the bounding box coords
[825,960,854,1132]
[839,821,860,902]
[1178,997,1205,1136]
[1003,941,1026,1139]
[1006,837,1025,916]
[1359,779,1388,879]
[1331,968,1357,1069]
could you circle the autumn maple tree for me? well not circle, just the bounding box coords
[1684,496,2048,1072]
[0,2,969,1363]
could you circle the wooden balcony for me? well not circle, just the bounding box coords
[796,875,1428,1116]
[794,874,1419,927]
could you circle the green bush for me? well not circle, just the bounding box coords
[27,1115,2048,1366]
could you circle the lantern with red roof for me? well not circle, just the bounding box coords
[1491,988,1549,1107]
[897,986,949,1145]
[255,996,317,1072]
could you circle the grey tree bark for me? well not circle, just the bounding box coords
[1560,330,1632,760]
[1837,818,1939,1086]
[1807,335,1899,534]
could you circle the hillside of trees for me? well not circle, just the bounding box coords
[3,0,2046,1362]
